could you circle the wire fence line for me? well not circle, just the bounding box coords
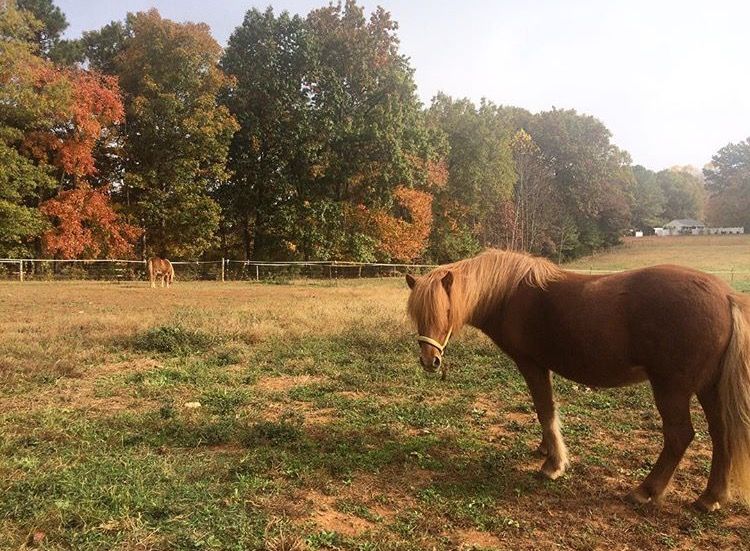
[0,258,440,282]
[1,257,749,283]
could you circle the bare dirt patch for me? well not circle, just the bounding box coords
[472,395,500,414]
[484,423,514,442]
[302,407,337,427]
[336,390,366,400]
[296,470,430,534]
[255,374,326,392]
[453,528,503,550]
[312,507,374,537]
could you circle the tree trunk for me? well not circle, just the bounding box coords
[242,215,252,261]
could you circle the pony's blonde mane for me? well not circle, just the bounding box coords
[407,249,563,332]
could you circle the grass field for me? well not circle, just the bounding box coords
[2,240,750,550]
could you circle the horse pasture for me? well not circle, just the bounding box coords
[1,274,749,549]
[568,235,750,282]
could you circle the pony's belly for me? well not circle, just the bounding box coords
[553,361,647,388]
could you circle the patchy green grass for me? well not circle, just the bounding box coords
[0,278,748,550]
[132,324,218,355]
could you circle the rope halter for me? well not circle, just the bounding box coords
[416,327,453,356]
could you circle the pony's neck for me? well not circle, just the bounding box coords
[448,266,505,331]
[448,250,561,331]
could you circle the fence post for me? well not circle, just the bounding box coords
[358,265,362,278]
[221,258,225,282]
[18,260,23,282]
[255,264,259,281]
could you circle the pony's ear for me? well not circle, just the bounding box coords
[405,274,417,289]
[441,271,454,293]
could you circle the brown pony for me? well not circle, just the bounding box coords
[148,256,174,288]
[406,249,750,512]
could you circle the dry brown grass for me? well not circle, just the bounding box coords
[567,235,750,280]
[0,279,410,375]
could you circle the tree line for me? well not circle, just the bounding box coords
[2,0,748,262]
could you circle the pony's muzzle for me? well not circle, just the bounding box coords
[419,353,441,372]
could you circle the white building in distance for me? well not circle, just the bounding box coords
[654,219,744,236]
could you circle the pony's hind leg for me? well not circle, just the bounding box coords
[519,363,569,479]
[695,383,730,511]
[627,381,694,505]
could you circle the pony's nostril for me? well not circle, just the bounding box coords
[432,356,441,369]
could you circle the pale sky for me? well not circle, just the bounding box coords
[57,0,750,171]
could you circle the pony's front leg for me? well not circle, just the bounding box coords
[518,363,569,479]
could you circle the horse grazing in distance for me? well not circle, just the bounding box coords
[148,256,174,288]
[405,249,750,512]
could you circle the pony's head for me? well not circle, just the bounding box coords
[405,250,563,377]
[405,270,459,376]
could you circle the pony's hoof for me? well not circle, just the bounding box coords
[626,487,652,505]
[693,496,722,513]
[540,458,566,480]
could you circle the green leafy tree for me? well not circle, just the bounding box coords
[221,1,441,261]
[527,108,631,257]
[82,10,238,257]
[220,7,315,259]
[0,2,63,255]
[306,1,436,207]
[15,0,66,56]
[656,168,705,222]
[0,54,57,254]
[426,94,515,261]
[630,165,665,231]
[704,138,750,228]
[596,152,634,246]
[78,20,129,74]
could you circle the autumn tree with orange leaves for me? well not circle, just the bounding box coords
[368,186,434,262]
[21,68,123,182]
[40,184,141,258]
[0,0,135,257]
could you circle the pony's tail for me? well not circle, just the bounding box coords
[719,294,750,505]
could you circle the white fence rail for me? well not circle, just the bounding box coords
[1,258,749,283]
